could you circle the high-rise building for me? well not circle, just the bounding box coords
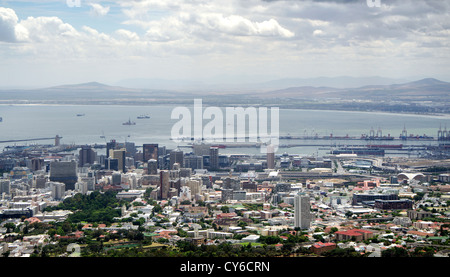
[143,144,158,163]
[193,144,211,156]
[33,174,47,189]
[31,158,44,172]
[111,172,122,185]
[110,148,126,172]
[184,153,203,170]
[125,142,136,158]
[0,180,10,195]
[170,148,184,169]
[294,193,311,230]
[49,182,65,200]
[105,158,119,171]
[147,159,158,175]
[106,140,117,158]
[79,146,97,167]
[49,161,77,191]
[209,147,219,170]
[159,170,170,200]
[267,145,275,169]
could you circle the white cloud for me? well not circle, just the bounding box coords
[19,16,79,43]
[115,29,140,41]
[0,7,28,42]
[195,14,294,38]
[0,0,450,86]
[89,3,110,17]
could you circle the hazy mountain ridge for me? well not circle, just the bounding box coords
[261,78,450,100]
[0,77,448,103]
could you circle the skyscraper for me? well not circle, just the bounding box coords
[267,144,275,169]
[169,148,184,169]
[106,140,117,158]
[31,158,44,171]
[183,153,203,170]
[49,182,66,200]
[143,144,158,162]
[294,193,311,230]
[105,158,119,171]
[79,146,97,167]
[159,170,170,200]
[0,180,10,195]
[147,159,158,175]
[49,161,77,191]
[110,148,126,172]
[209,147,219,170]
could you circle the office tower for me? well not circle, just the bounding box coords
[79,146,97,167]
[170,148,184,169]
[125,142,136,158]
[34,174,47,189]
[184,153,203,170]
[221,188,233,202]
[294,193,311,230]
[110,148,126,172]
[49,161,77,191]
[267,144,275,169]
[75,182,88,194]
[158,155,170,170]
[31,158,44,172]
[158,146,167,157]
[209,147,219,170]
[180,168,192,178]
[106,140,117,158]
[0,180,10,195]
[143,144,158,163]
[147,159,158,175]
[111,172,122,185]
[186,179,201,196]
[193,144,211,156]
[49,182,65,200]
[105,158,119,171]
[159,170,170,200]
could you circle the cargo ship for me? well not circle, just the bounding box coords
[331,148,385,156]
[122,119,136,125]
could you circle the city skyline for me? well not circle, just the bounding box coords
[0,0,449,88]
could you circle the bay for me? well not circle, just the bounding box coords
[0,104,449,156]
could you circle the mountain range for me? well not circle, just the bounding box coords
[0,77,448,104]
[261,78,450,100]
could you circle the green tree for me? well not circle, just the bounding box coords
[381,247,410,257]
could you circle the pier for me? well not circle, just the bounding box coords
[0,137,59,144]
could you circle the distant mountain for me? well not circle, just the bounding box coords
[0,81,182,102]
[45,81,137,92]
[115,78,206,91]
[115,76,412,91]
[0,77,448,105]
[260,78,450,100]
[256,76,412,90]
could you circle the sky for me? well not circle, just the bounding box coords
[0,0,449,88]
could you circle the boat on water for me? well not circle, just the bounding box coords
[0,117,2,122]
[137,114,150,119]
[76,113,85,117]
[123,119,136,125]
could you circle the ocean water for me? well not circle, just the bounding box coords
[0,104,449,155]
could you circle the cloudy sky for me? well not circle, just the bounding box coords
[0,0,449,88]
